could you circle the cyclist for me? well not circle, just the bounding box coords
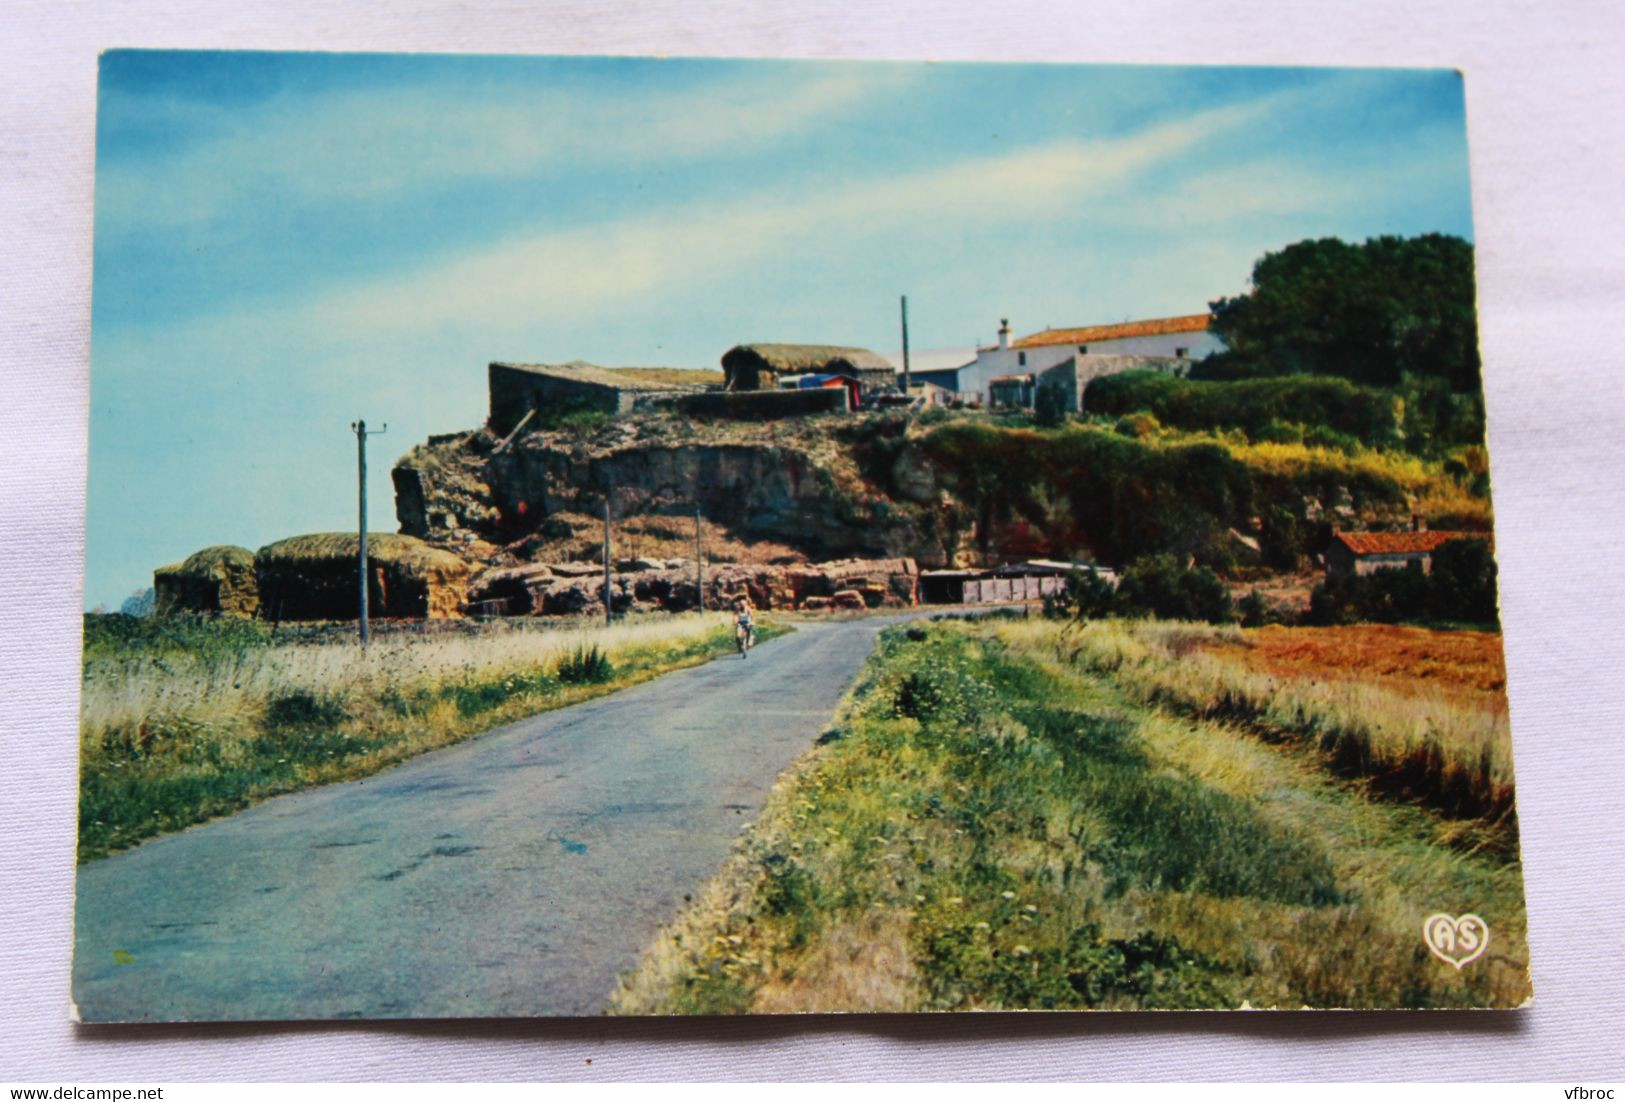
[733,595,755,657]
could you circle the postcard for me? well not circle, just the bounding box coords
[73,50,1528,1019]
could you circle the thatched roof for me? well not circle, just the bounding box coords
[155,544,255,582]
[722,344,894,375]
[154,545,260,618]
[257,533,469,577]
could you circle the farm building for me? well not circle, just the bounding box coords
[487,361,703,435]
[951,315,1221,405]
[920,560,1112,604]
[1325,523,1488,580]
[153,545,260,618]
[256,533,472,621]
[721,344,895,398]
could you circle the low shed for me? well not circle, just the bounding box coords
[1326,528,1485,580]
[488,361,701,435]
[256,533,471,621]
[722,344,895,396]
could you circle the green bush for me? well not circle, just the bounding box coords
[1307,537,1498,627]
[1034,381,1068,427]
[265,690,349,730]
[1237,590,1272,627]
[1304,424,1360,454]
[557,643,614,684]
[1252,419,1303,444]
[1087,371,1399,448]
[1114,412,1160,438]
[1115,554,1234,623]
[923,422,1256,569]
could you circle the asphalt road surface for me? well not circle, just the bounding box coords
[73,616,913,1021]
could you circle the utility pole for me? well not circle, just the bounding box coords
[695,505,704,613]
[350,419,387,647]
[900,294,912,396]
[602,499,613,628]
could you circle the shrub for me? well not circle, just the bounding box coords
[1116,555,1234,623]
[1427,537,1499,623]
[1304,424,1361,454]
[1252,419,1302,444]
[557,643,614,684]
[264,690,349,730]
[1034,381,1068,427]
[1114,412,1160,438]
[1087,371,1399,448]
[1237,590,1272,628]
[1306,537,1498,627]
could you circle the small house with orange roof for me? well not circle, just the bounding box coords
[1325,517,1490,580]
[944,314,1225,407]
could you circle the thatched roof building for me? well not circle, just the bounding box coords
[721,344,895,393]
[153,545,260,618]
[256,533,471,621]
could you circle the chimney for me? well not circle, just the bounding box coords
[1411,513,1427,532]
[997,318,1010,351]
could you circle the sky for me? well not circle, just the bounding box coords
[85,52,1475,609]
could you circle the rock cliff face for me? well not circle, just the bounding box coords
[389,409,1456,605]
[393,416,967,569]
[467,557,919,618]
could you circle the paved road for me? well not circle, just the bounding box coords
[72,617,908,1021]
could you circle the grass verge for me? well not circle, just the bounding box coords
[78,613,791,862]
[612,617,1529,1012]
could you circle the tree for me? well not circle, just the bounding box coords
[1116,554,1234,623]
[1208,234,1482,393]
[119,588,155,618]
[1033,380,1067,427]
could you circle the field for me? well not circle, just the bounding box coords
[613,616,1528,1012]
[1200,623,1507,700]
[78,612,787,861]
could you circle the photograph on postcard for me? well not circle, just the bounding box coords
[73,51,1528,1019]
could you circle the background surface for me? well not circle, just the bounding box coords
[3,0,1622,1082]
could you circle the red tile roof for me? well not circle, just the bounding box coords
[1013,313,1213,349]
[1332,530,1484,556]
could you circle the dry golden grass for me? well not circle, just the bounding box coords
[611,367,724,387]
[81,614,732,752]
[79,613,761,859]
[1001,617,1516,822]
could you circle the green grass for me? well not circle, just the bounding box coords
[79,614,791,862]
[613,618,1530,1013]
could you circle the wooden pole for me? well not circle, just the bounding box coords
[695,505,703,612]
[351,419,387,647]
[358,419,368,647]
[900,294,912,396]
[603,499,613,627]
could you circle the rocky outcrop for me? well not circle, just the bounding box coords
[393,418,965,570]
[465,557,918,618]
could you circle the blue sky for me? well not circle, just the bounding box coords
[86,52,1474,609]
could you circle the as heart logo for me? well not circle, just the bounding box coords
[1422,912,1490,970]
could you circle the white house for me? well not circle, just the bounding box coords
[948,314,1225,405]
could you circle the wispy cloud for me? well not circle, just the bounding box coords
[311,96,1283,338]
[97,65,918,230]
